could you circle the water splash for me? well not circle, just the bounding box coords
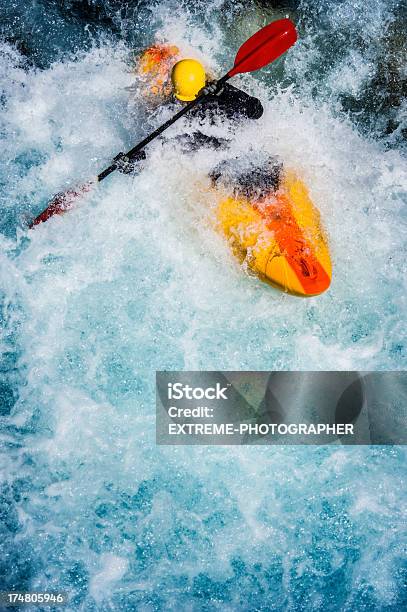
[1,0,406,608]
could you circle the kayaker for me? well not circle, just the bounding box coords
[30,19,301,232]
[171,58,263,121]
[118,49,264,172]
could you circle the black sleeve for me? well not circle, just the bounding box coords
[205,82,264,121]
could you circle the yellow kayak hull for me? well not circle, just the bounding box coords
[215,171,332,297]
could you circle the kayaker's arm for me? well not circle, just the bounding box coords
[214,82,264,120]
[192,82,264,121]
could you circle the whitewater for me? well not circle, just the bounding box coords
[1,0,406,609]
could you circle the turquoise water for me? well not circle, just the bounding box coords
[1,0,406,609]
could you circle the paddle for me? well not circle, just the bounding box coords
[30,18,297,227]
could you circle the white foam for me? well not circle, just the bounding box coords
[90,554,129,601]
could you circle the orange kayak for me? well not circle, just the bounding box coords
[214,169,332,297]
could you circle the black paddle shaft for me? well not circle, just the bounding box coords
[97,74,230,182]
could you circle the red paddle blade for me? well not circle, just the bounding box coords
[29,181,94,228]
[228,18,297,77]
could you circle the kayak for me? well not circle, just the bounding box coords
[213,168,332,297]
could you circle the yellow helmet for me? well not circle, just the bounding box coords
[171,59,206,102]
